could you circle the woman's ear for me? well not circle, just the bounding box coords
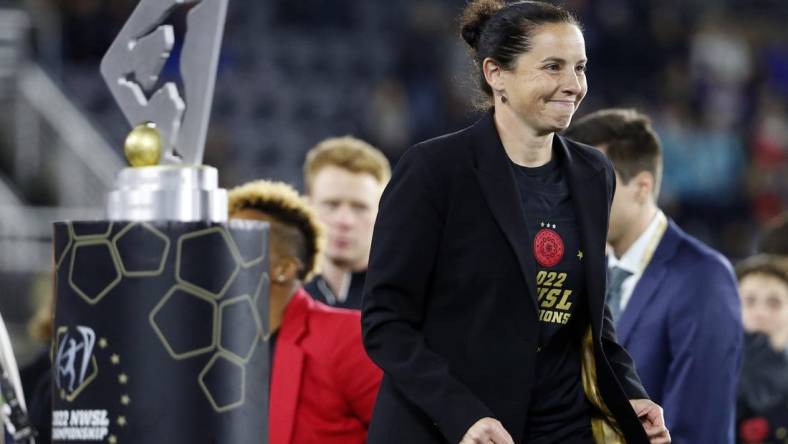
[482,57,505,95]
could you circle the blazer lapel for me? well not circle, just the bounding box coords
[617,264,667,346]
[560,137,609,337]
[472,113,539,316]
[268,290,309,444]
[617,222,679,345]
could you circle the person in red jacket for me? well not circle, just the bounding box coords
[228,180,382,444]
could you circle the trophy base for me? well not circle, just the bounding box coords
[52,220,269,443]
[107,165,227,222]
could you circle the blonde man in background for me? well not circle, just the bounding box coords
[303,136,390,309]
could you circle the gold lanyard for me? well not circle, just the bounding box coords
[637,212,668,273]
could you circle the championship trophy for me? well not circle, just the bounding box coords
[52,1,270,443]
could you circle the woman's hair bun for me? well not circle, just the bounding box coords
[460,0,506,50]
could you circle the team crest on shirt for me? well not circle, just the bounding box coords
[533,223,564,268]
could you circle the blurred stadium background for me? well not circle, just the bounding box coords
[0,0,785,366]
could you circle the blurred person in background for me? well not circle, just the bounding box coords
[758,211,788,257]
[362,1,668,443]
[302,137,390,309]
[565,108,742,444]
[735,255,788,444]
[228,180,382,444]
[746,95,788,227]
[737,255,788,352]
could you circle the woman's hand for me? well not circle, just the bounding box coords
[630,398,671,443]
[459,417,514,444]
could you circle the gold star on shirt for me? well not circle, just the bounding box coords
[108,435,117,444]
[110,354,120,365]
[98,338,108,349]
[117,416,127,427]
[118,373,128,385]
[121,394,131,406]
[577,250,584,260]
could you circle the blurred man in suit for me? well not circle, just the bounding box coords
[565,109,743,443]
[759,211,788,257]
[302,136,390,309]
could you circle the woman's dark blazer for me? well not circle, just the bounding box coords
[361,112,650,444]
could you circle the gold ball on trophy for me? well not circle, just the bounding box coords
[124,122,162,167]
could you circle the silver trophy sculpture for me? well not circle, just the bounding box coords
[52,1,270,442]
[100,0,229,221]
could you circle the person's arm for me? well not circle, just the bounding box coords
[661,259,742,442]
[333,314,382,425]
[361,146,494,443]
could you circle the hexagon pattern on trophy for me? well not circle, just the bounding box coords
[218,295,263,363]
[113,223,170,276]
[68,239,122,305]
[176,227,241,299]
[198,352,246,413]
[150,285,218,360]
[60,222,266,413]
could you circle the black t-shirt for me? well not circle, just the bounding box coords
[304,271,366,310]
[511,154,593,443]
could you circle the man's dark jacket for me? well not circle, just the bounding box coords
[616,218,742,443]
[361,113,651,443]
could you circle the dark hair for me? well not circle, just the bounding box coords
[759,212,788,256]
[736,254,788,287]
[563,109,663,197]
[459,0,579,102]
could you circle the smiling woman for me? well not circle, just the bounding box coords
[360,1,670,444]
[483,21,587,158]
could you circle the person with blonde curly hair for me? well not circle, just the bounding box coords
[228,180,382,444]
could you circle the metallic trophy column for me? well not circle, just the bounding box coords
[52,1,270,443]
